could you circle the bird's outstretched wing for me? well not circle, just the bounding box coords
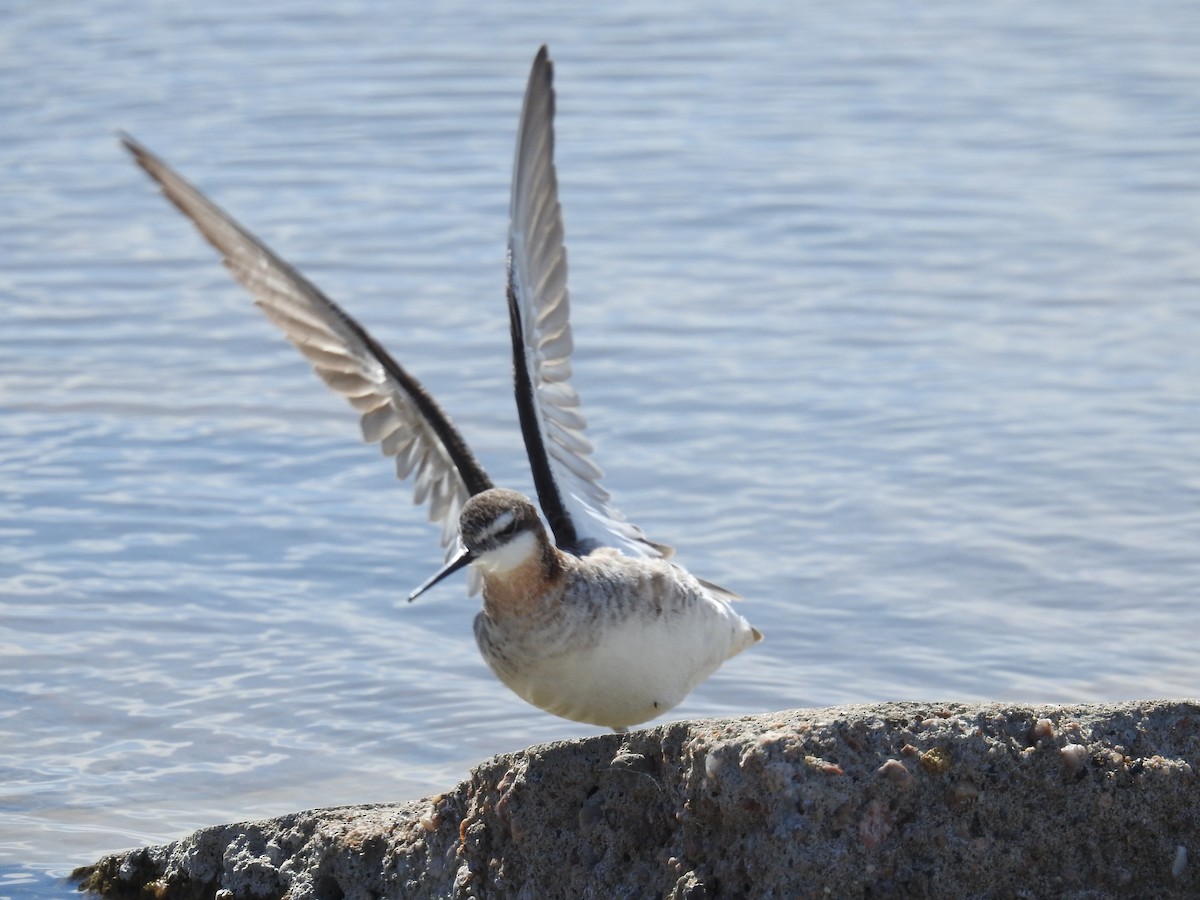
[506,47,670,560]
[123,135,493,575]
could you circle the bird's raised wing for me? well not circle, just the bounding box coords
[506,47,670,560]
[123,135,493,577]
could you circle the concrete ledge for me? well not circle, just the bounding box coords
[75,700,1198,898]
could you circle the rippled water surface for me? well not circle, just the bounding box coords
[3,1,1200,892]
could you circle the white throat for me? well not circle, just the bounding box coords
[473,530,538,576]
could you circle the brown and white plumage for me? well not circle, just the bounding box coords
[124,45,760,730]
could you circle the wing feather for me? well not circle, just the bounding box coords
[506,48,667,559]
[123,134,492,589]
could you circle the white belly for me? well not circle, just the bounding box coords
[475,558,759,729]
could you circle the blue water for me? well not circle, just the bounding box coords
[3,1,1199,893]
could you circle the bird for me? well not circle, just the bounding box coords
[122,45,761,731]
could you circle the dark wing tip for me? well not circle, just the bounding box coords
[119,131,151,167]
[531,45,553,93]
[119,133,176,195]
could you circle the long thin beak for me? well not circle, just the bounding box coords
[407,546,474,603]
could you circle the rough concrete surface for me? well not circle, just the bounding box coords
[75,700,1198,899]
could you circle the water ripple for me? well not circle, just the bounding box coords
[3,0,1200,880]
